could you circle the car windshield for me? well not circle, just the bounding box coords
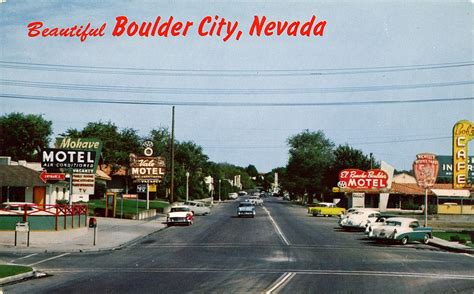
[385,221,402,227]
[171,207,189,212]
[239,203,253,207]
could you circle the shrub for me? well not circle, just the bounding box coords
[450,235,460,242]
[459,239,467,244]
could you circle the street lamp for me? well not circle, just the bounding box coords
[186,171,190,202]
[218,179,221,202]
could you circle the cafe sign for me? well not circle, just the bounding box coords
[453,120,474,189]
[338,169,388,190]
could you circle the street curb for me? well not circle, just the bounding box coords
[428,240,474,255]
[0,269,36,285]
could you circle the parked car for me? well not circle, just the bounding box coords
[339,208,378,227]
[237,202,256,218]
[0,202,39,215]
[228,193,238,200]
[370,217,432,245]
[308,202,346,217]
[247,196,263,206]
[238,191,248,196]
[183,201,210,216]
[167,206,194,226]
[365,215,397,238]
[340,210,380,230]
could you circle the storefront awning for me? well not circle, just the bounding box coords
[431,189,470,198]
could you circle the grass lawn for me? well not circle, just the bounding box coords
[433,231,474,248]
[88,199,170,217]
[0,264,33,278]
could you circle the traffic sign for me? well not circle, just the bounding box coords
[40,170,66,183]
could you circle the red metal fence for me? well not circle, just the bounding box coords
[0,203,88,231]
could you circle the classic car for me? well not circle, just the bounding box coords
[340,210,380,230]
[338,208,378,227]
[370,217,432,245]
[167,206,194,226]
[228,192,238,200]
[364,215,397,238]
[247,196,263,206]
[0,202,39,215]
[308,202,346,217]
[183,201,210,215]
[237,202,256,217]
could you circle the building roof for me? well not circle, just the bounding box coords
[391,183,454,196]
[0,165,47,187]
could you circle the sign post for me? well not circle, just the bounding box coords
[413,153,439,227]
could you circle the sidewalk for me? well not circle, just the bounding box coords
[0,216,167,253]
[429,237,474,254]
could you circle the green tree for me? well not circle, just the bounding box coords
[62,121,141,168]
[0,112,52,161]
[325,144,374,188]
[286,130,335,199]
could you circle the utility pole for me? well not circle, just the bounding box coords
[186,171,190,202]
[170,106,175,204]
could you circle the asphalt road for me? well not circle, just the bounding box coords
[3,197,474,293]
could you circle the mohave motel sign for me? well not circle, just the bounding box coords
[41,149,96,170]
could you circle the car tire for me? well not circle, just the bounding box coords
[400,236,409,245]
[423,234,430,245]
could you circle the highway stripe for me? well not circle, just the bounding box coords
[263,206,290,246]
[43,268,474,280]
[28,253,70,266]
[265,272,296,294]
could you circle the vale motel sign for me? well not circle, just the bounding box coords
[130,156,166,181]
[338,169,388,190]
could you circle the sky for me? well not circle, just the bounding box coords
[0,0,473,173]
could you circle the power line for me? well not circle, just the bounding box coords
[0,60,472,77]
[1,93,473,106]
[350,136,451,145]
[1,79,472,95]
[201,136,452,149]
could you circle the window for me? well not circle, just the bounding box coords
[409,222,419,229]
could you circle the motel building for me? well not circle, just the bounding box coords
[0,156,110,207]
[338,173,474,215]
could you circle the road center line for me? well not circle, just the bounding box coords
[263,206,290,246]
[265,272,296,294]
[28,253,70,267]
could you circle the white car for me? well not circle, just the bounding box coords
[247,196,263,206]
[365,215,396,238]
[370,217,433,245]
[228,193,238,200]
[167,206,194,226]
[183,201,210,216]
[339,208,375,227]
[0,202,39,215]
[341,210,380,230]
